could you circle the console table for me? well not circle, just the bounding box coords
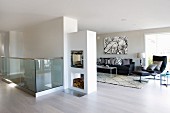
[97,66,117,77]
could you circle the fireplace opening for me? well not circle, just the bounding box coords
[71,73,84,89]
[71,50,83,68]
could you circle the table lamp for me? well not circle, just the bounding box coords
[137,52,145,67]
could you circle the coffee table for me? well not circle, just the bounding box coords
[97,66,117,77]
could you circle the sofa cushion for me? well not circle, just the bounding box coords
[107,59,111,65]
[153,61,163,70]
[146,64,157,71]
[114,58,122,65]
[122,59,130,65]
[110,58,116,65]
[105,58,110,65]
[100,58,105,64]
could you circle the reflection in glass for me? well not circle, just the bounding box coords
[36,59,63,92]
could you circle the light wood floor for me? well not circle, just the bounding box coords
[0,77,170,113]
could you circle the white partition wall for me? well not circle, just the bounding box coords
[86,31,97,94]
[63,17,78,89]
[67,30,97,94]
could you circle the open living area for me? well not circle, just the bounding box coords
[0,0,170,113]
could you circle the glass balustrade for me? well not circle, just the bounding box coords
[1,57,63,94]
[35,58,63,92]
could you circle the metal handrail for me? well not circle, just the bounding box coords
[1,56,63,60]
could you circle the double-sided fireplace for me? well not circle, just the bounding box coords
[71,50,84,90]
[71,50,83,68]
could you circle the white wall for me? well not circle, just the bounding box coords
[9,17,77,59]
[0,33,5,57]
[23,17,64,58]
[0,31,9,57]
[9,31,24,57]
[97,27,170,65]
[8,31,24,74]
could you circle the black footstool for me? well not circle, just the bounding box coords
[133,71,151,83]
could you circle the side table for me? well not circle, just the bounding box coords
[160,73,170,87]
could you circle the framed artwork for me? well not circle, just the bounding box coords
[104,36,128,54]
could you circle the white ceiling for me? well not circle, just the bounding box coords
[1,0,170,34]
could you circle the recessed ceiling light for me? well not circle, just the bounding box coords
[121,18,127,21]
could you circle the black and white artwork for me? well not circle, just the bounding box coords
[104,36,128,54]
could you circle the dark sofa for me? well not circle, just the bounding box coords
[97,58,135,75]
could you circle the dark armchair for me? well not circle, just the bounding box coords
[143,55,167,79]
